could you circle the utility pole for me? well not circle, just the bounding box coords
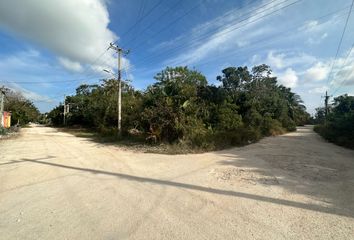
[63,95,71,126]
[108,43,129,136]
[0,87,4,114]
[322,91,332,119]
[63,95,66,126]
[0,87,4,128]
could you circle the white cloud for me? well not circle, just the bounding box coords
[5,82,53,103]
[164,0,346,69]
[298,12,345,46]
[0,0,129,72]
[249,54,261,65]
[0,49,89,112]
[333,65,354,86]
[249,47,353,96]
[309,86,328,94]
[58,57,83,72]
[321,33,328,39]
[266,51,285,69]
[299,20,319,32]
[304,62,330,82]
[329,50,354,87]
[0,49,50,73]
[296,49,354,88]
[163,0,289,66]
[278,68,298,88]
[248,50,317,75]
[307,32,328,45]
[299,12,343,34]
[262,51,317,70]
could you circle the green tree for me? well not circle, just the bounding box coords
[3,89,40,125]
[47,64,310,151]
[141,66,208,143]
[314,95,354,149]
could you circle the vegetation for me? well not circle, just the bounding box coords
[314,95,354,149]
[2,89,41,126]
[0,126,7,135]
[47,65,310,151]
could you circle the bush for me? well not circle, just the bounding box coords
[0,127,8,135]
[261,116,285,136]
[97,125,117,137]
[314,95,354,149]
[315,124,354,149]
[46,65,309,152]
[181,122,213,148]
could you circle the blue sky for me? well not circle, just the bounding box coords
[0,0,354,114]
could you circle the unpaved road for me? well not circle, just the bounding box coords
[0,125,354,239]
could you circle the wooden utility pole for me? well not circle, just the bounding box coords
[323,91,331,119]
[108,43,129,136]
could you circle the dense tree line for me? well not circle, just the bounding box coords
[2,89,40,126]
[48,65,309,149]
[314,95,354,149]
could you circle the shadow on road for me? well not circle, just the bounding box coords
[214,126,354,219]
[20,156,354,219]
[0,156,56,166]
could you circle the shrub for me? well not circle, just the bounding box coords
[314,95,354,149]
[261,116,284,136]
[0,127,8,135]
[46,65,309,152]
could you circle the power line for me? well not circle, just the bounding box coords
[132,0,246,55]
[185,7,350,69]
[0,82,67,104]
[124,0,148,44]
[128,0,184,49]
[1,49,113,102]
[129,0,205,50]
[67,0,201,81]
[9,0,349,108]
[325,0,354,87]
[0,1,209,94]
[134,0,300,65]
[331,40,354,96]
[1,76,101,85]
[1,0,197,99]
[58,0,160,84]
[68,44,114,83]
[133,0,291,62]
[118,0,164,40]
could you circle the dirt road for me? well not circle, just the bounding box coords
[0,125,353,239]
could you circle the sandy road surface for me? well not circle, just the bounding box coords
[0,125,353,239]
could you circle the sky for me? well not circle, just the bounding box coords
[0,0,354,114]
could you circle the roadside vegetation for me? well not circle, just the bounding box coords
[2,88,41,126]
[47,64,310,152]
[314,95,354,149]
[0,89,40,137]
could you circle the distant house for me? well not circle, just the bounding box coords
[1,111,11,128]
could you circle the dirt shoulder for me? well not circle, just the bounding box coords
[0,125,353,239]
[0,126,21,141]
